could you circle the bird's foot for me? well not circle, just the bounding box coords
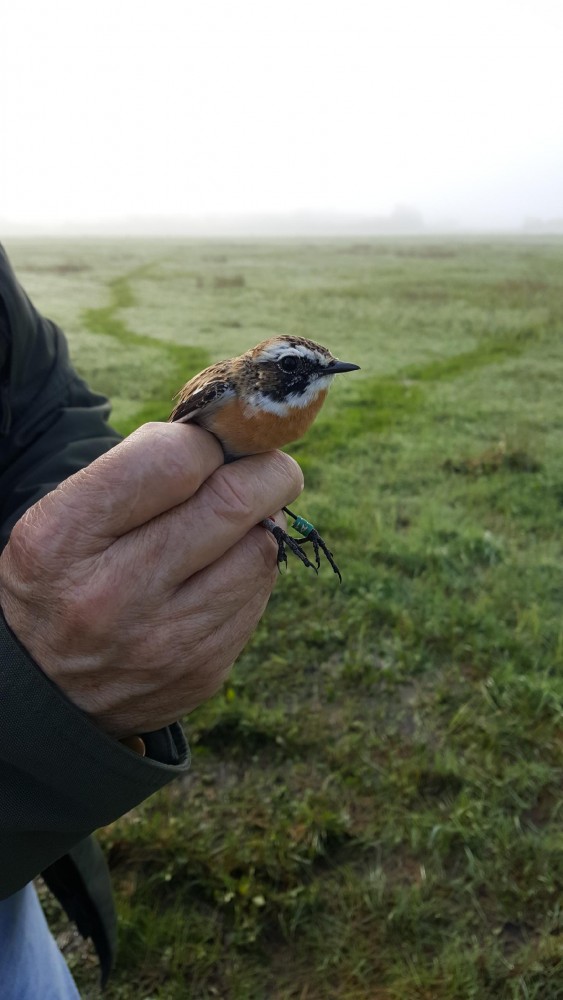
[282,507,342,582]
[262,518,318,574]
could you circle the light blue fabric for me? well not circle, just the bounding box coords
[0,883,80,999]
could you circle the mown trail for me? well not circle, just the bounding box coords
[82,261,210,432]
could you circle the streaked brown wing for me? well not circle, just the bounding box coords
[169,375,234,423]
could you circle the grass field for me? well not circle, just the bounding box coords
[6,236,563,999]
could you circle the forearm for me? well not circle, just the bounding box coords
[0,246,188,895]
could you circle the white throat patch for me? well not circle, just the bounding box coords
[244,375,334,416]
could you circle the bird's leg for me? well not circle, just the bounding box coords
[261,518,318,574]
[282,507,342,582]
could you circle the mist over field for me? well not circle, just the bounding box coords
[3,207,563,238]
[2,3,562,238]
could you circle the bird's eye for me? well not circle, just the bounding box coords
[279,355,299,373]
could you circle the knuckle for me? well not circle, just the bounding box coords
[56,589,91,638]
[129,422,223,493]
[204,466,252,522]
[4,502,50,574]
[136,420,164,436]
[57,467,116,527]
[126,421,174,449]
[56,580,102,637]
[274,450,305,493]
[54,566,123,647]
[5,515,33,567]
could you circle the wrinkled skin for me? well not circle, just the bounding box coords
[0,422,303,739]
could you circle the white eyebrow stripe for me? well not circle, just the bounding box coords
[256,342,328,365]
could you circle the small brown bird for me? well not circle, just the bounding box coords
[170,334,360,577]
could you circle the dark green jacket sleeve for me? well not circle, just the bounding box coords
[0,244,190,902]
[0,245,119,542]
[0,613,189,897]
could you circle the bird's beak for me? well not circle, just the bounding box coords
[328,360,361,374]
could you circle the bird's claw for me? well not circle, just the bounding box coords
[268,522,318,573]
[262,513,342,579]
[295,529,342,582]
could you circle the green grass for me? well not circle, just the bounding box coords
[7,235,563,999]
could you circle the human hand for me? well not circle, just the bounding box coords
[0,423,303,739]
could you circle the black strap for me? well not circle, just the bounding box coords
[42,836,117,987]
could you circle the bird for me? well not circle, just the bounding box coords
[169,334,360,578]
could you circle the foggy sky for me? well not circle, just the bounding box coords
[1,0,562,235]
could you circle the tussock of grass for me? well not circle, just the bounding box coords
[5,236,563,999]
[444,440,543,477]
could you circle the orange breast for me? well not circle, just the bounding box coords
[199,391,328,457]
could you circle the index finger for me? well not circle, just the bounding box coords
[46,422,224,548]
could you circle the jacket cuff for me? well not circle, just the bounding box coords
[0,612,190,897]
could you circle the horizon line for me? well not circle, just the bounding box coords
[2,208,563,239]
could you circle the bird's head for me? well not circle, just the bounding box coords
[240,335,360,413]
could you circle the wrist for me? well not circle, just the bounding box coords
[119,735,146,756]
